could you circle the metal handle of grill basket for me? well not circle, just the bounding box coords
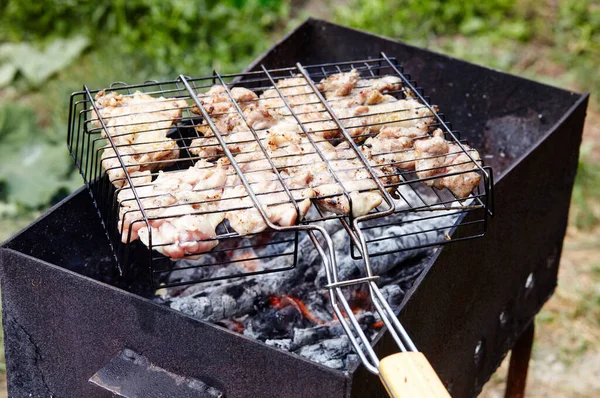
[379,352,451,397]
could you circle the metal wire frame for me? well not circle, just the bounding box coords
[67,55,492,277]
[67,55,493,377]
[68,56,490,286]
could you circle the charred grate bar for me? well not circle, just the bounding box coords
[67,54,493,289]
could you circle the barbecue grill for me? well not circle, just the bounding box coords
[0,19,588,397]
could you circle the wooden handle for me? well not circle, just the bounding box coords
[379,352,451,397]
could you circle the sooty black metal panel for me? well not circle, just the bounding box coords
[393,94,587,397]
[248,19,588,397]
[0,246,348,398]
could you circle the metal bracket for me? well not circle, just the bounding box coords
[90,348,223,398]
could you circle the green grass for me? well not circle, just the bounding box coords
[571,145,600,229]
[334,0,600,106]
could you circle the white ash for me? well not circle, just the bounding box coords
[164,191,466,370]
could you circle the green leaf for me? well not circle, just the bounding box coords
[0,140,72,207]
[0,35,90,87]
[0,104,74,208]
[0,63,17,88]
[459,17,485,35]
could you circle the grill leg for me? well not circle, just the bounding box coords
[505,322,535,398]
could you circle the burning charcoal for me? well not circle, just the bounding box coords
[295,336,352,370]
[164,189,457,371]
[215,318,245,333]
[245,304,302,340]
[314,205,455,288]
[265,339,293,351]
[380,284,405,308]
[292,325,337,347]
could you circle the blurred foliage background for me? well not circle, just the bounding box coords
[0,0,598,396]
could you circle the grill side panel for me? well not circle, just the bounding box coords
[397,94,587,397]
[0,248,349,398]
[247,18,587,397]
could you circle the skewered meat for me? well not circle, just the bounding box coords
[92,90,186,187]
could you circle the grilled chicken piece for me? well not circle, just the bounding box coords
[220,171,313,235]
[360,125,429,170]
[291,105,339,139]
[364,99,436,133]
[378,125,430,140]
[438,143,482,199]
[195,86,258,115]
[259,77,321,112]
[101,145,142,188]
[363,75,403,93]
[316,69,360,99]
[192,85,261,140]
[138,204,223,259]
[413,129,449,187]
[117,160,228,259]
[308,159,383,217]
[326,75,401,107]
[362,135,416,170]
[92,91,185,186]
[258,77,347,140]
[288,141,385,217]
[190,88,281,159]
[190,127,271,160]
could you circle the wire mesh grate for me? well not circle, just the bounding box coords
[68,54,493,287]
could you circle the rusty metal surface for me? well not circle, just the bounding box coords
[0,18,587,398]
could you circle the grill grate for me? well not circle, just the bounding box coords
[68,54,493,288]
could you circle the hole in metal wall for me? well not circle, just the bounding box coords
[525,273,534,290]
[499,311,509,328]
[473,339,485,366]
